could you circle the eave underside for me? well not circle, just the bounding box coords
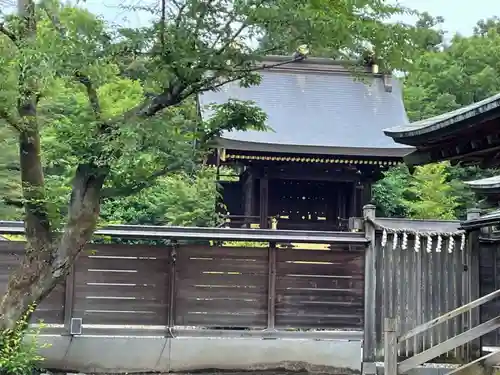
[220,148,402,167]
[402,117,500,167]
[217,138,412,158]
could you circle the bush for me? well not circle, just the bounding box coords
[0,305,49,375]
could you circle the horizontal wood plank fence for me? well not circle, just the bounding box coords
[0,240,365,332]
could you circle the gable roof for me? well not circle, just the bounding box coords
[199,56,412,158]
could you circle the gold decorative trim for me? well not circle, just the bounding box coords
[219,148,226,162]
[226,154,400,166]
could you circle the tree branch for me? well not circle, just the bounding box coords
[0,22,18,46]
[53,163,107,270]
[75,72,101,118]
[185,56,303,99]
[101,161,183,198]
[40,3,103,123]
[0,108,23,132]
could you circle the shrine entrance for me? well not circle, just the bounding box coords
[268,179,357,231]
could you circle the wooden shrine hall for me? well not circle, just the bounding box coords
[384,92,500,168]
[199,56,412,231]
[385,91,500,230]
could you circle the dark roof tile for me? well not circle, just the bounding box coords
[199,59,411,155]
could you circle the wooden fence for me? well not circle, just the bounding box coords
[372,228,470,361]
[0,240,365,332]
[478,237,500,347]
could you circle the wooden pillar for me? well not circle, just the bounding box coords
[363,204,377,375]
[267,243,277,329]
[362,180,373,206]
[384,318,398,375]
[243,170,254,227]
[466,208,482,359]
[259,171,269,229]
[350,181,358,218]
[63,265,76,334]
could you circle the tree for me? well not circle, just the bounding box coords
[404,21,500,121]
[0,0,423,329]
[373,18,500,219]
[413,12,445,52]
[100,168,222,228]
[403,163,458,220]
[372,164,410,218]
[0,126,22,220]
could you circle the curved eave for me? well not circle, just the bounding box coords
[384,93,500,145]
[461,209,500,231]
[217,138,413,158]
[464,175,500,191]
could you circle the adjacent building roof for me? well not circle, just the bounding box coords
[199,56,412,158]
[461,209,500,230]
[384,92,500,143]
[383,92,500,166]
[464,175,500,192]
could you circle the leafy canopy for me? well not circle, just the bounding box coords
[0,0,426,228]
[372,17,500,219]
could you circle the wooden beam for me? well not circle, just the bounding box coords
[399,288,500,343]
[384,318,398,375]
[63,265,75,334]
[243,169,255,226]
[363,205,377,365]
[259,173,269,229]
[398,317,500,374]
[405,133,500,166]
[266,243,277,330]
[445,350,500,375]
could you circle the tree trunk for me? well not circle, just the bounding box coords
[0,0,108,332]
[0,165,106,330]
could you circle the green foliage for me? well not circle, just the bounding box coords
[100,168,221,227]
[0,305,49,375]
[373,17,500,219]
[258,0,423,70]
[0,125,22,220]
[373,163,459,220]
[0,0,433,230]
[372,164,410,218]
[404,21,500,122]
[373,162,498,220]
[403,163,458,220]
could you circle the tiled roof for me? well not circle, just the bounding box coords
[384,92,500,141]
[199,57,411,156]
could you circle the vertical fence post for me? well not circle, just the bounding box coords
[363,204,377,375]
[63,265,76,334]
[266,242,277,330]
[167,243,177,336]
[466,208,482,359]
[384,317,398,375]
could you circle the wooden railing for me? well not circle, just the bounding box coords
[220,215,350,231]
[384,288,500,375]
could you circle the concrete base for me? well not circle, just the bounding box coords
[376,363,459,375]
[35,335,362,374]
